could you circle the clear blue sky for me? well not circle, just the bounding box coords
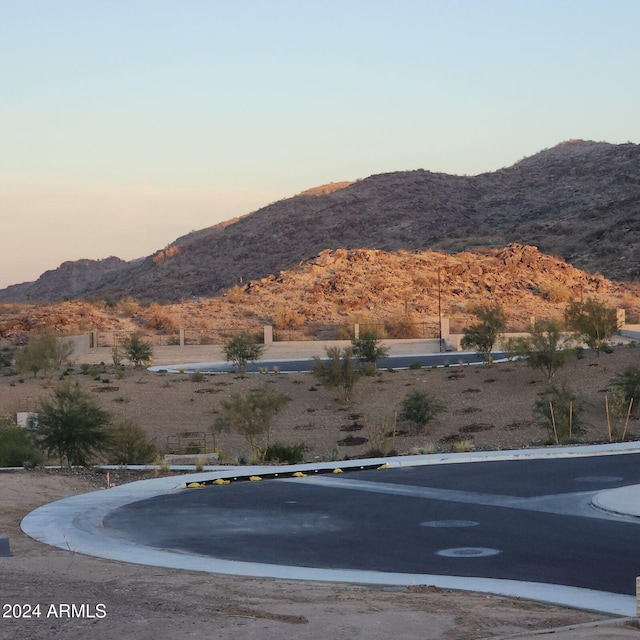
[1,0,639,289]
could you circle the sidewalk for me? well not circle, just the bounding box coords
[72,338,445,366]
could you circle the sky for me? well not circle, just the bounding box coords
[1,0,639,290]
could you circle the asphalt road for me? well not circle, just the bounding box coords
[158,351,509,373]
[103,453,640,596]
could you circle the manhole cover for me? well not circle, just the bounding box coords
[435,547,501,558]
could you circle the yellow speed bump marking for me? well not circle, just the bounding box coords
[332,468,343,473]
[212,478,231,485]
[187,482,205,489]
[249,475,262,482]
[291,471,307,478]
[378,463,390,469]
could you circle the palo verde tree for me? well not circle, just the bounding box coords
[121,333,154,368]
[516,318,571,380]
[15,331,74,378]
[312,346,360,403]
[563,298,618,355]
[351,328,389,370]
[213,386,290,462]
[223,333,264,375]
[460,302,507,366]
[35,381,111,467]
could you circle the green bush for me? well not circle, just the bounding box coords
[399,390,446,434]
[0,417,44,467]
[191,371,205,382]
[312,347,360,403]
[610,365,640,409]
[533,384,583,443]
[263,442,306,464]
[106,421,157,465]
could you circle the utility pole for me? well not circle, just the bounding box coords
[438,266,443,353]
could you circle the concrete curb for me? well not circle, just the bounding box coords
[20,443,640,617]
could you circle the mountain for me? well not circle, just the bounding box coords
[1,139,639,303]
[0,257,128,303]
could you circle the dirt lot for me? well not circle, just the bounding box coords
[2,341,639,462]
[2,344,640,639]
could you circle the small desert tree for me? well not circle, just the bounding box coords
[533,384,583,443]
[106,420,158,464]
[516,318,571,380]
[609,365,640,418]
[122,334,154,368]
[461,303,507,366]
[15,331,74,378]
[223,334,264,375]
[312,346,360,403]
[564,298,618,355]
[214,386,290,462]
[399,390,446,435]
[35,381,111,466]
[351,329,389,370]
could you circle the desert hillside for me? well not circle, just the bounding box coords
[1,139,639,303]
[1,244,638,345]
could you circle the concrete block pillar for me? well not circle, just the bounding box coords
[441,317,450,341]
[354,323,360,340]
[179,329,185,347]
[264,325,273,345]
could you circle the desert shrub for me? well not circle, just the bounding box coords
[516,319,571,380]
[117,297,140,317]
[399,390,446,434]
[0,417,45,467]
[312,346,360,403]
[533,384,583,443]
[605,389,634,441]
[223,334,264,375]
[610,365,640,409]
[263,442,306,464]
[191,371,205,382]
[106,421,157,465]
[363,415,397,456]
[122,334,154,368]
[564,298,618,355]
[351,329,388,369]
[214,386,290,462]
[543,283,571,303]
[15,331,74,378]
[142,303,179,334]
[35,382,111,467]
[273,306,305,329]
[384,314,421,338]
[225,285,245,303]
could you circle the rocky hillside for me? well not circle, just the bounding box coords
[4,244,637,345]
[0,257,128,303]
[1,140,639,303]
